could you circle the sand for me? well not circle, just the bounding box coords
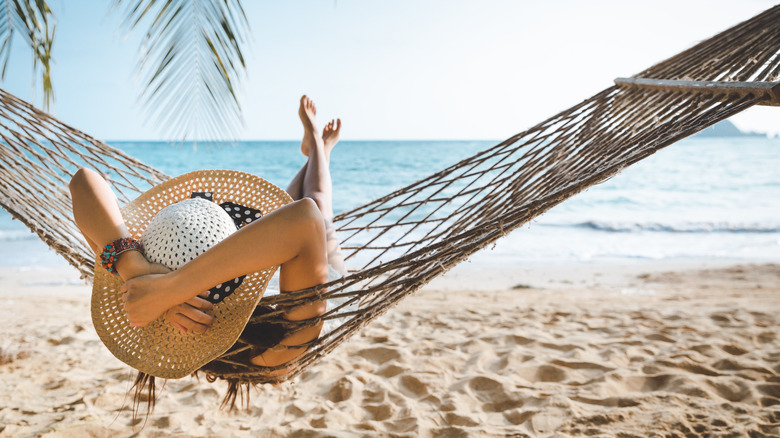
[0,262,778,437]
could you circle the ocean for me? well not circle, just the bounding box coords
[1,137,778,269]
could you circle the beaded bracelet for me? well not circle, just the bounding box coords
[100,237,142,276]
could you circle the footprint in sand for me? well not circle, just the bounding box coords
[707,378,752,402]
[398,374,429,398]
[323,376,356,403]
[760,395,780,408]
[712,358,775,375]
[503,408,537,425]
[376,363,405,378]
[441,412,480,427]
[364,402,395,421]
[539,342,583,352]
[645,333,676,343]
[606,373,673,393]
[355,346,401,364]
[462,376,525,412]
[516,364,569,383]
[506,334,535,346]
[721,344,749,356]
[757,330,777,344]
[466,375,504,393]
[757,383,780,398]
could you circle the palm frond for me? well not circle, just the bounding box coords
[0,0,27,78]
[114,0,249,141]
[0,0,56,112]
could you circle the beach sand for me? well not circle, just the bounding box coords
[0,262,778,437]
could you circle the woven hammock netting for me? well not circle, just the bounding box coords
[1,6,778,386]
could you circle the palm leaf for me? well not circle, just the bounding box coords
[114,0,249,141]
[0,0,56,112]
[0,0,27,79]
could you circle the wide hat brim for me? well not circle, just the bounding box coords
[91,170,292,379]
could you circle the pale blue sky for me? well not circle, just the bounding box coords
[2,0,777,140]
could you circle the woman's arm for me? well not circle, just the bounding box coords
[121,197,330,328]
[69,168,214,333]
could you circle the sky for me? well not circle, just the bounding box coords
[1,0,777,141]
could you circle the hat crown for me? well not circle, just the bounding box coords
[140,198,236,270]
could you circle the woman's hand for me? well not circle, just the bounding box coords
[121,268,216,332]
[164,292,215,333]
[121,272,180,327]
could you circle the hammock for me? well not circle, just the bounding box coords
[1,5,779,391]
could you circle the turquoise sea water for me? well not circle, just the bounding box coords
[1,137,779,268]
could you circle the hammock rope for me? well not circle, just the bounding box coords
[1,5,778,388]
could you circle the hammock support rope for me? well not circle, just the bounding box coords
[614,77,780,106]
[1,6,778,388]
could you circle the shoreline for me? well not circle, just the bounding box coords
[0,256,770,292]
[1,261,778,436]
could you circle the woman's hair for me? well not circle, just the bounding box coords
[130,303,292,417]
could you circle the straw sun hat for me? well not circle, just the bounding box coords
[91,170,292,379]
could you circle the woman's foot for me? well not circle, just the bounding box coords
[298,95,318,157]
[321,118,341,160]
[299,96,341,159]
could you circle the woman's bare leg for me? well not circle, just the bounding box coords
[295,96,347,274]
[318,119,346,274]
[286,96,345,273]
[285,163,307,201]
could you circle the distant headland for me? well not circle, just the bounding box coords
[694,120,766,138]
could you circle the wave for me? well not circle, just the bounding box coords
[547,221,780,233]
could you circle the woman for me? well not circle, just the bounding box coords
[70,95,343,370]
